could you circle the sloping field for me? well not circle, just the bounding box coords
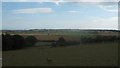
[22,35,81,41]
[20,31,119,41]
[3,42,118,66]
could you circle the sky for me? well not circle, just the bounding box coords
[1,0,119,30]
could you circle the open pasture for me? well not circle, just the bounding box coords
[3,42,118,66]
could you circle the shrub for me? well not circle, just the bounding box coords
[12,35,26,49]
[25,36,38,46]
[2,34,14,51]
[2,33,38,51]
[57,37,66,43]
[56,37,67,46]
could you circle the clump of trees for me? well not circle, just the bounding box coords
[25,36,38,46]
[2,33,38,51]
[12,35,27,49]
[51,37,67,47]
[80,35,119,44]
[51,35,119,47]
[2,33,14,50]
[56,37,67,46]
[51,37,80,47]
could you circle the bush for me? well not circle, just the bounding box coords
[2,34,26,50]
[56,37,67,46]
[2,33,38,51]
[12,35,26,49]
[25,36,38,46]
[2,34,14,51]
[57,37,66,43]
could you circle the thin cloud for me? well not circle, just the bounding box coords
[13,8,53,14]
[67,10,79,13]
[99,5,118,12]
[80,16,118,30]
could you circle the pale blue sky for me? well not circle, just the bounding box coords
[2,2,118,30]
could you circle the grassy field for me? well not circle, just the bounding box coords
[3,42,118,66]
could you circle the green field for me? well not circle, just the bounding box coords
[3,42,118,66]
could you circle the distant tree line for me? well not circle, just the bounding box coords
[80,35,119,44]
[51,35,120,47]
[2,33,38,51]
[2,33,120,50]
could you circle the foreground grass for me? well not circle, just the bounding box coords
[3,42,118,66]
